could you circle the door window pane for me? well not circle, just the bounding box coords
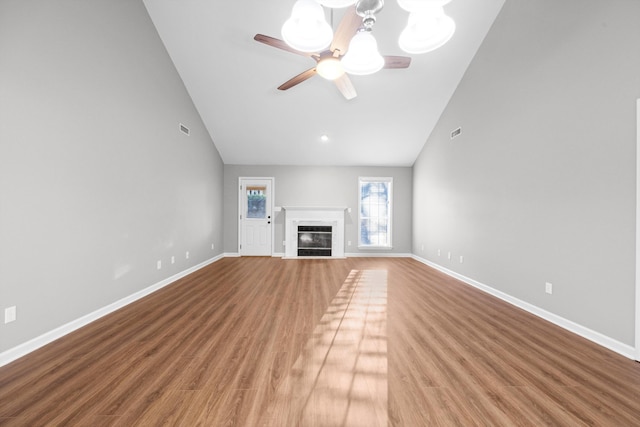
[246,186,266,218]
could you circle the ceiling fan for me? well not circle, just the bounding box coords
[254,3,411,100]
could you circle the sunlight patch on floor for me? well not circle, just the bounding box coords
[267,270,388,427]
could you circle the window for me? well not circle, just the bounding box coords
[245,186,267,218]
[358,177,392,248]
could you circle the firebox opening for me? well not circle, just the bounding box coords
[298,225,332,257]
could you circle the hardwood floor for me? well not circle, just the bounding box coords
[1,257,639,426]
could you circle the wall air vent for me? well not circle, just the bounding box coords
[179,123,190,136]
[451,127,462,139]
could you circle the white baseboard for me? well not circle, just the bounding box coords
[346,252,413,258]
[0,254,224,368]
[412,255,636,360]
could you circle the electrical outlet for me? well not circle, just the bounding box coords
[348,240,351,246]
[437,249,441,257]
[185,251,190,259]
[447,251,451,260]
[459,255,464,263]
[421,244,425,251]
[5,306,16,324]
[211,243,215,250]
[171,256,175,264]
[545,282,553,294]
[157,260,162,270]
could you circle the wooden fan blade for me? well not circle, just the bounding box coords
[278,68,318,91]
[330,7,362,55]
[254,34,317,58]
[334,74,357,100]
[383,56,412,69]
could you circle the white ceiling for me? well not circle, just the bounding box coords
[143,0,505,167]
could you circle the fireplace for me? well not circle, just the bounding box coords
[283,206,346,258]
[297,225,332,256]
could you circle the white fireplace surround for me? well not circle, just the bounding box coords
[283,206,347,258]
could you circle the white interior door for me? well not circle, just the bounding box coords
[239,178,273,256]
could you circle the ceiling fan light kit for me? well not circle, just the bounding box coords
[398,7,456,54]
[256,0,454,99]
[281,0,334,52]
[280,0,456,57]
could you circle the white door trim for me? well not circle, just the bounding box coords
[238,177,275,256]
[635,99,640,361]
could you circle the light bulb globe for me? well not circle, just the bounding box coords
[342,32,385,76]
[282,0,333,52]
[316,57,345,80]
[399,9,455,54]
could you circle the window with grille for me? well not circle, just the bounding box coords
[358,177,392,249]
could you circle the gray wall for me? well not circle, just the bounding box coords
[0,0,224,353]
[413,0,640,346]
[224,165,412,255]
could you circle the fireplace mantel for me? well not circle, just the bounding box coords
[283,207,347,258]
[282,206,347,212]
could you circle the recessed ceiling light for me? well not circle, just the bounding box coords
[320,134,329,142]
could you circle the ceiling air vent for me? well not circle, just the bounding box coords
[179,123,190,136]
[450,127,462,139]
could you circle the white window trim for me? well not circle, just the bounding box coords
[358,177,393,250]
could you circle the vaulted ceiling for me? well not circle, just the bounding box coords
[143,0,505,166]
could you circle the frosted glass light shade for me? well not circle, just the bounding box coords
[399,8,455,54]
[316,57,345,80]
[282,0,333,52]
[317,0,357,7]
[397,0,452,12]
[342,32,385,75]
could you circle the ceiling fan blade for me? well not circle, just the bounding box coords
[278,68,318,91]
[254,34,317,58]
[383,56,412,69]
[334,74,357,100]
[330,7,362,55]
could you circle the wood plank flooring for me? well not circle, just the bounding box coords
[1,257,639,426]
